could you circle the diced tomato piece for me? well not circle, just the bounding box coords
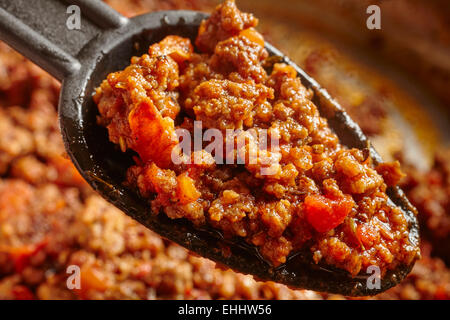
[4,238,48,273]
[144,163,166,194]
[177,173,201,204]
[10,247,33,273]
[304,194,354,233]
[128,99,179,168]
[141,163,175,206]
[81,266,108,291]
[434,285,448,300]
[75,265,109,299]
[12,285,34,300]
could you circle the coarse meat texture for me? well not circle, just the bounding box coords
[94,0,419,277]
[0,40,320,300]
[400,150,450,265]
[0,0,448,301]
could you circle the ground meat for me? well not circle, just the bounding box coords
[401,149,450,264]
[93,49,182,167]
[0,110,34,174]
[186,79,274,130]
[0,0,447,301]
[94,0,419,277]
[373,242,450,300]
[210,34,268,83]
[0,45,321,300]
[302,49,387,137]
[195,0,258,53]
[376,160,405,187]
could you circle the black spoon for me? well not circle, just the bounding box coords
[0,0,419,296]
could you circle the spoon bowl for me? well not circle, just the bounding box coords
[60,11,419,296]
[0,1,419,296]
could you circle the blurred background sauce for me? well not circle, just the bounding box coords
[0,0,448,300]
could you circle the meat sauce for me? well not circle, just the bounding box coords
[93,0,419,276]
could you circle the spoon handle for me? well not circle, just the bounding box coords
[0,0,128,81]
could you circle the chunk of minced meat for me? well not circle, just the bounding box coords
[210,35,268,83]
[187,79,274,130]
[94,0,418,274]
[195,0,258,53]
